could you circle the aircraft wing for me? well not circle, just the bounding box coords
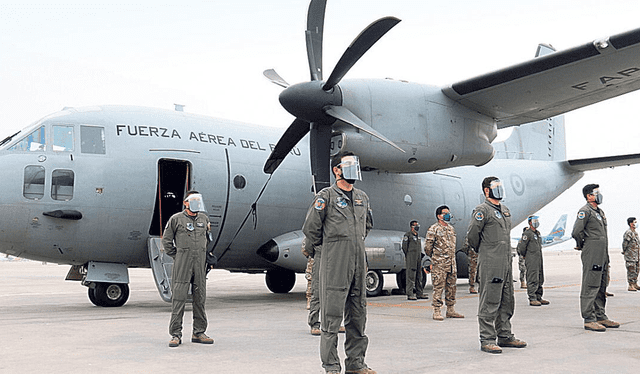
[542,237,572,248]
[565,152,640,172]
[442,27,640,128]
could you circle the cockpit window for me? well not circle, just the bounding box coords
[51,169,75,201]
[9,126,45,152]
[52,125,74,152]
[80,126,106,154]
[23,165,45,200]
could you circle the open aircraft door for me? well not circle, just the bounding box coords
[147,157,229,302]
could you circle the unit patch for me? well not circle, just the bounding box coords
[336,197,348,209]
[314,198,326,211]
[522,235,528,241]
[186,223,194,231]
[495,211,502,219]
[577,211,586,220]
[596,213,602,221]
[475,211,484,221]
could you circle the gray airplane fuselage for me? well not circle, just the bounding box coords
[0,104,582,275]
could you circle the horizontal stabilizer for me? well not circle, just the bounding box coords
[565,152,640,172]
[443,27,640,128]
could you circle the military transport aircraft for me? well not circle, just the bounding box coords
[2,0,640,306]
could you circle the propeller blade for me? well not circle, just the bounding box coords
[263,69,290,88]
[263,118,310,174]
[305,0,327,81]
[310,122,332,192]
[325,105,405,153]
[323,16,400,90]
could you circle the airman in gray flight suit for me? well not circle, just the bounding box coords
[162,191,213,347]
[402,220,427,300]
[302,153,375,374]
[466,177,526,354]
[517,216,548,306]
[571,184,619,332]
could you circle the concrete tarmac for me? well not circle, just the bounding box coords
[1,248,639,373]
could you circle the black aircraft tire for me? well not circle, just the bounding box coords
[366,269,384,297]
[94,282,129,307]
[265,268,296,293]
[88,287,101,306]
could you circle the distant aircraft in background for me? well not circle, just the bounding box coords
[513,214,571,248]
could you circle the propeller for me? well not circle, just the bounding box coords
[263,0,403,192]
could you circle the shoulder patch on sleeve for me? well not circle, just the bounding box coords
[522,234,527,241]
[314,198,326,211]
[577,211,586,220]
[475,211,484,221]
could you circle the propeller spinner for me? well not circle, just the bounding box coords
[263,0,403,192]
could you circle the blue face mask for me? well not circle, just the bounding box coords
[443,213,451,222]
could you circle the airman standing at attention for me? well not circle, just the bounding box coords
[402,220,427,300]
[517,216,549,306]
[622,217,640,292]
[302,152,375,374]
[162,191,214,348]
[425,205,463,321]
[572,183,619,332]
[467,177,526,354]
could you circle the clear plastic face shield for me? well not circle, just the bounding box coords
[185,193,206,213]
[488,179,505,201]
[528,215,540,229]
[339,155,362,182]
[590,188,603,205]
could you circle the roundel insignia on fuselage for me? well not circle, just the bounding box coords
[475,211,484,221]
[577,211,586,220]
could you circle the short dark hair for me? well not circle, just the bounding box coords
[628,217,636,226]
[410,220,418,227]
[184,190,199,201]
[331,151,356,175]
[582,184,599,199]
[482,176,499,191]
[435,205,450,218]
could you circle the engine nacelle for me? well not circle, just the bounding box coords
[256,229,410,274]
[335,79,497,173]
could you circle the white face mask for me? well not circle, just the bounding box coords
[185,193,206,212]
[339,155,362,182]
[488,179,505,200]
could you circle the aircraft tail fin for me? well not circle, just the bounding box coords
[548,214,567,238]
[492,43,566,161]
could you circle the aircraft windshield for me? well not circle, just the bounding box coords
[8,126,46,152]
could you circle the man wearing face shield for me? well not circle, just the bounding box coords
[517,216,548,306]
[162,191,213,347]
[402,220,427,300]
[622,217,640,291]
[572,184,619,331]
[302,152,374,374]
[425,205,464,321]
[466,176,526,354]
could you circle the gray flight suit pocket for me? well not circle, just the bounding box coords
[585,265,603,287]
[484,279,504,305]
[325,286,347,318]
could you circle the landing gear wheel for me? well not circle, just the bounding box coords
[93,282,130,307]
[366,269,384,297]
[265,268,296,293]
[88,287,99,306]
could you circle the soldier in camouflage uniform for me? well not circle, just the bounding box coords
[518,252,527,289]
[622,217,640,291]
[303,237,321,335]
[571,183,619,332]
[467,177,526,354]
[425,205,464,321]
[461,238,478,294]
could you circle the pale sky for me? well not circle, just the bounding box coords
[2,0,640,243]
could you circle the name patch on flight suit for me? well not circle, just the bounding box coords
[354,199,364,206]
[578,211,586,219]
[475,212,484,221]
[314,198,326,210]
[196,222,205,228]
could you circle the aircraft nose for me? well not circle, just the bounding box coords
[256,240,279,263]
